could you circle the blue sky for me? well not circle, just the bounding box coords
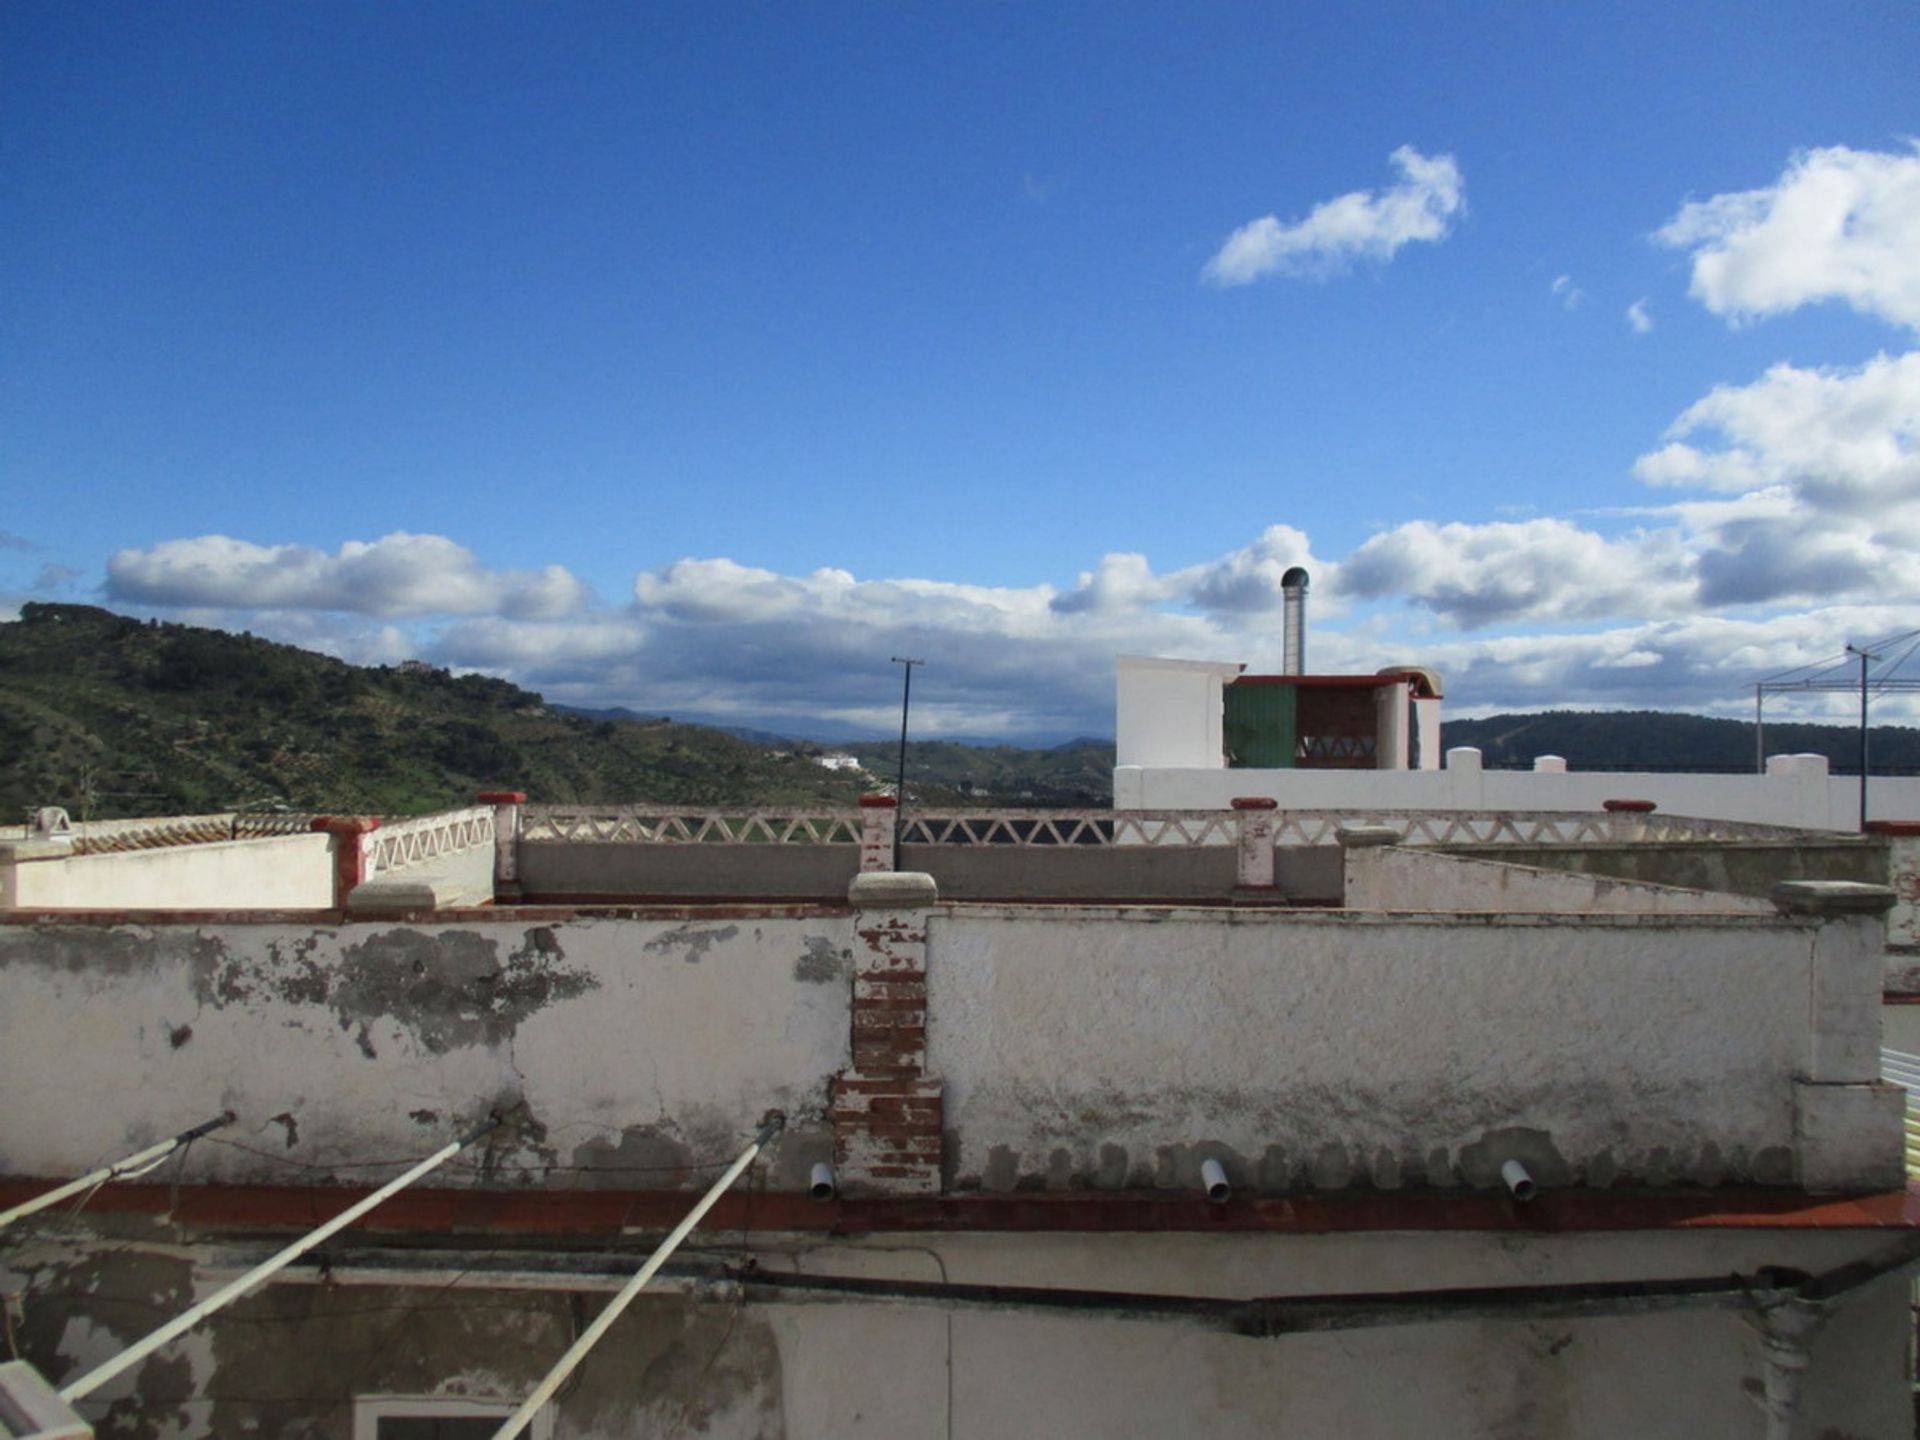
[5,2,1919,739]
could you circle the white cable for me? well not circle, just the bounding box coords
[491,1113,784,1440]
[0,1113,233,1231]
[61,1116,497,1403]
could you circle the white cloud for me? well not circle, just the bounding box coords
[1655,143,1920,332]
[1202,146,1464,287]
[1626,298,1653,333]
[1551,274,1584,310]
[1337,518,1694,627]
[106,533,590,620]
[96,338,1920,736]
[1633,352,1920,500]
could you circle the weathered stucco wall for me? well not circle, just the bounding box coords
[518,841,1323,902]
[3,1227,1906,1439]
[0,901,1893,1198]
[0,833,336,910]
[1439,837,1885,898]
[0,913,852,1189]
[1344,846,1775,915]
[928,907,1824,1193]
[519,842,861,899]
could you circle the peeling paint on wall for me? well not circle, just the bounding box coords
[643,923,741,965]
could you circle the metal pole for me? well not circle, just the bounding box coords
[1754,686,1765,775]
[0,1112,233,1230]
[491,1113,785,1440]
[61,1115,498,1402]
[890,657,922,871]
[1847,645,1876,831]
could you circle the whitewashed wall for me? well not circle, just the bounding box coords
[0,833,336,910]
[1114,655,1242,768]
[1116,750,1920,832]
[927,905,1877,1193]
[0,913,853,1190]
[1343,846,1776,915]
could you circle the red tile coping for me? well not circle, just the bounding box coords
[2,1180,1915,1238]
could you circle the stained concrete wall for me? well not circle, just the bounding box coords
[0,913,852,1190]
[518,841,1330,902]
[1439,837,1885,898]
[0,832,335,910]
[0,903,1890,1198]
[519,841,862,899]
[3,1227,1906,1439]
[929,906,1832,1194]
[1344,846,1775,915]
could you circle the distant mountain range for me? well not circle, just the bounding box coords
[5,603,1917,820]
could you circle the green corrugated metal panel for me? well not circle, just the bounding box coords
[1224,683,1296,769]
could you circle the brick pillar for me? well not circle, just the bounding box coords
[1232,797,1278,891]
[830,871,942,1195]
[478,790,527,902]
[858,796,898,873]
[310,816,380,910]
[1602,797,1655,842]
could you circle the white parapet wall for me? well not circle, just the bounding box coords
[1116,749,1920,832]
[0,911,853,1190]
[928,903,1897,1193]
[1341,844,1777,916]
[0,897,1899,1195]
[0,832,336,910]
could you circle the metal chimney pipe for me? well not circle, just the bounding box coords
[1281,567,1310,675]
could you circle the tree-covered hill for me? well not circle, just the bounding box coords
[0,604,878,819]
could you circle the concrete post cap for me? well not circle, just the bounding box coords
[1336,824,1402,849]
[848,871,938,908]
[1769,880,1898,917]
[0,838,74,862]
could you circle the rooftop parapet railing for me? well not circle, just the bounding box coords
[520,806,867,846]
[516,803,1823,850]
[361,805,495,880]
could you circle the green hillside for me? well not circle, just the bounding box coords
[0,604,876,819]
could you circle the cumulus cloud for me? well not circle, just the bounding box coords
[106,532,590,620]
[1626,298,1653,333]
[1551,275,1584,310]
[1202,146,1464,287]
[1629,352,1920,608]
[1655,143,1920,332]
[1337,518,1694,627]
